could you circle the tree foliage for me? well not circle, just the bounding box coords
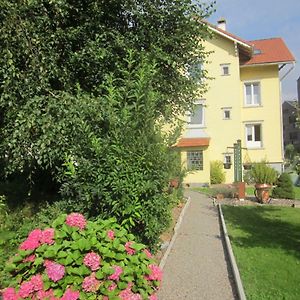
[0,0,214,246]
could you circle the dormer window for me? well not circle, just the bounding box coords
[254,48,262,55]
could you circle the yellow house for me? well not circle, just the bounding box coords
[176,19,295,185]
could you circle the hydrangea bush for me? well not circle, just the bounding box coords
[1,213,162,299]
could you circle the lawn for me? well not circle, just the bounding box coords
[194,185,300,200]
[222,205,300,300]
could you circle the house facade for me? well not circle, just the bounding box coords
[176,20,295,185]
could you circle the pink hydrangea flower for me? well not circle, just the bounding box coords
[108,266,123,281]
[119,285,142,300]
[61,288,80,300]
[19,227,55,250]
[82,273,101,292]
[145,264,163,281]
[102,297,109,300]
[23,254,36,263]
[18,281,35,298]
[65,213,86,230]
[107,229,115,240]
[2,287,18,300]
[143,249,152,258]
[30,274,44,291]
[149,294,158,300]
[37,289,57,300]
[44,260,65,282]
[125,241,135,255]
[40,228,55,245]
[19,237,40,251]
[108,282,117,291]
[83,252,101,271]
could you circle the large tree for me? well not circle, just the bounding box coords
[0,0,214,245]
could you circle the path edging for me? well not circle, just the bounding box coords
[159,196,191,269]
[218,204,247,300]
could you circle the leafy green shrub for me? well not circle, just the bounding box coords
[210,161,225,184]
[272,173,295,199]
[250,162,278,185]
[2,213,161,299]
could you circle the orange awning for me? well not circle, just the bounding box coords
[176,138,210,148]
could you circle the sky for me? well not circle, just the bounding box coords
[207,0,300,101]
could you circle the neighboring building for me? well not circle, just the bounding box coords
[282,101,300,150]
[175,19,295,185]
[298,76,300,105]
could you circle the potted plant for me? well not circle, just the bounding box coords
[250,161,278,203]
[243,153,252,170]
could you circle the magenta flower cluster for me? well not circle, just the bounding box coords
[145,264,163,281]
[82,272,101,292]
[2,213,163,300]
[2,276,79,300]
[108,265,123,281]
[65,212,87,230]
[125,241,136,255]
[19,228,55,250]
[107,229,115,240]
[83,252,101,271]
[44,260,65,282]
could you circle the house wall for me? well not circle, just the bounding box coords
[180,36,284,185]
[202,35,243,183]
[181,146,210,184]
[240,65,283,168]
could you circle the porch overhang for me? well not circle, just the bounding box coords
[175,137,210,148]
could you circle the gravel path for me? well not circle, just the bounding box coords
[158,190,237,300]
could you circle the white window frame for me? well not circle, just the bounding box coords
[221,64,230,76]
[187,150,204,171]
[244,81,261,106]
[222,107,232,120]
[245,123,263,148]
[187,100,205,128]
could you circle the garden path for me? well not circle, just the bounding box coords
[158,190,237,300]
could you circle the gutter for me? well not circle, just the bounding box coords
[280,62,295,81]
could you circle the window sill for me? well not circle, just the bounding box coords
[187,125,206,129]
[246,147,265,150]
[243,105,262,108]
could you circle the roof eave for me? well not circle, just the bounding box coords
[240,60,296,68]
[208,26,253,52]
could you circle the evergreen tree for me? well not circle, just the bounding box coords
[272,173,295,199]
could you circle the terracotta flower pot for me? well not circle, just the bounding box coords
[254,183,272,204]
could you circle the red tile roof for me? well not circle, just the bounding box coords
[242,38,295,66]
[176,138,210,148]
[206,21,295,66]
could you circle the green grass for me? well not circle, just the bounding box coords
[222,205,300,300]
[192,187,215,196]
[195,185,300,200]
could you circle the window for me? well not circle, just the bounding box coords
[187,151,203,170]
[222,108,231,120]
[221,64,230,76]
[245,124,262,148]
[187,62,203,84]
[187,101,205,127]
[244,82,261,106]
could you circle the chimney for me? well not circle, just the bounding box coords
[217,18,227,31]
